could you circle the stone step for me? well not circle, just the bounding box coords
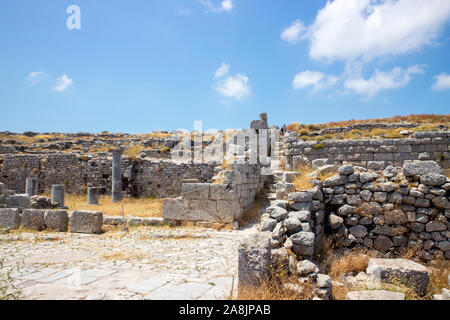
[267,193,277,201]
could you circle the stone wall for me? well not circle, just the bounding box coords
[261,160,450,261]
[284,131,450,171]
[162,163,267,224]
[0,153,216,198]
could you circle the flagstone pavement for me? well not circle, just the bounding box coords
[0,226,258,300]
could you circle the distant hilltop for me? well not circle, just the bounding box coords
[287,114,449,142]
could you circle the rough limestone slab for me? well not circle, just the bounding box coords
[209,184,237,200]
[163,198,233,223]
[0,208,20,229]
[44,210,68,232]
[366,258,429,296]
[238,233,271,289]
[182,183,210,200]
[103,215,126,226]
[21,209,45,231]
[69,210,103,234]
[216,200,240,222]
[346,290,405,300]
[403,161,443,177]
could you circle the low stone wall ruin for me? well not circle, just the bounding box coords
[162,163,267,225]
[284,131,450,171]
[0,153,215,198]
[261,160,450,262]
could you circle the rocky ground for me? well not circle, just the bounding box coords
[0,226,257,300]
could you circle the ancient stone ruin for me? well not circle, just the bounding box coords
[0,113,449,300]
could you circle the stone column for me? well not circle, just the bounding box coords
[51,185,65,208]
[25,178,38,196]
[238,233,271,291]
[112,151,123,202]
[87,187,99,205]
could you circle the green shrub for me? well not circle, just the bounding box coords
[313,143,325,150]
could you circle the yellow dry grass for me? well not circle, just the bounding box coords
[135,132,173,140]
[424,258,450,299]
[444,168,450,179]
[317,240,450,300]
[327,250,377,280]
[236,269,315,300]
[288,114,449,141]
[123,145,142,160]
[64,194,162,218]
[101,251,147,261]
[293,163,314,190]
[292,163,336,191]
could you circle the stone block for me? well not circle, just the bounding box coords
[346,290,405,300]
[69,210,103,234]
[374,153,393,161]
[291,231,315,256]
[103,215,126,226]
[420,174,447,186]
[44,210,68,231]
[217,200,240,222]
[0,208,20,229]
[163,198,235,223]
[238,233,271,289]
[250,119,268,130]
[209,184,237,200]
[21,209,45,231]
[182,183,210,200]
[287,191,313,203]
[403,161,443,177]
[367,258,429,296]
[5,194,31,209]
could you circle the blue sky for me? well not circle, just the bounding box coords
[1,0,450,133]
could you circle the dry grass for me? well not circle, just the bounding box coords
[292,163,336,191]
[101,251,147,261]
[135,132,173,140]
[317,241,449,300]
[444,168,450,179]
[123,145,142,160]
[64,194,162,218]
[293,163,314,190]
[307,114,449,129]
[288,114,449,141]
[236,269,315,300]
[424,258,450,299]
[327,250,377,280]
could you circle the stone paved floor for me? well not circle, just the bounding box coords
[0,226,257,300]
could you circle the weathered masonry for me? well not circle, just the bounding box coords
[283,131,450,171]
[163,164,267,225]
[0,154,215,198]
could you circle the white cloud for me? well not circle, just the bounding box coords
[214,63,230,78]
[432,73,450,91]
[292,70,338,91]
[221,0,233,12]
[281,20,306,44]
[344,65,424,97]
[200,0,234,13]
[53,74,73,92]
[27,71,45,85]
[214,73,250,100]
[306,0,450,61]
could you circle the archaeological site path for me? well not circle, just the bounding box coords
[0,226,257,300]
